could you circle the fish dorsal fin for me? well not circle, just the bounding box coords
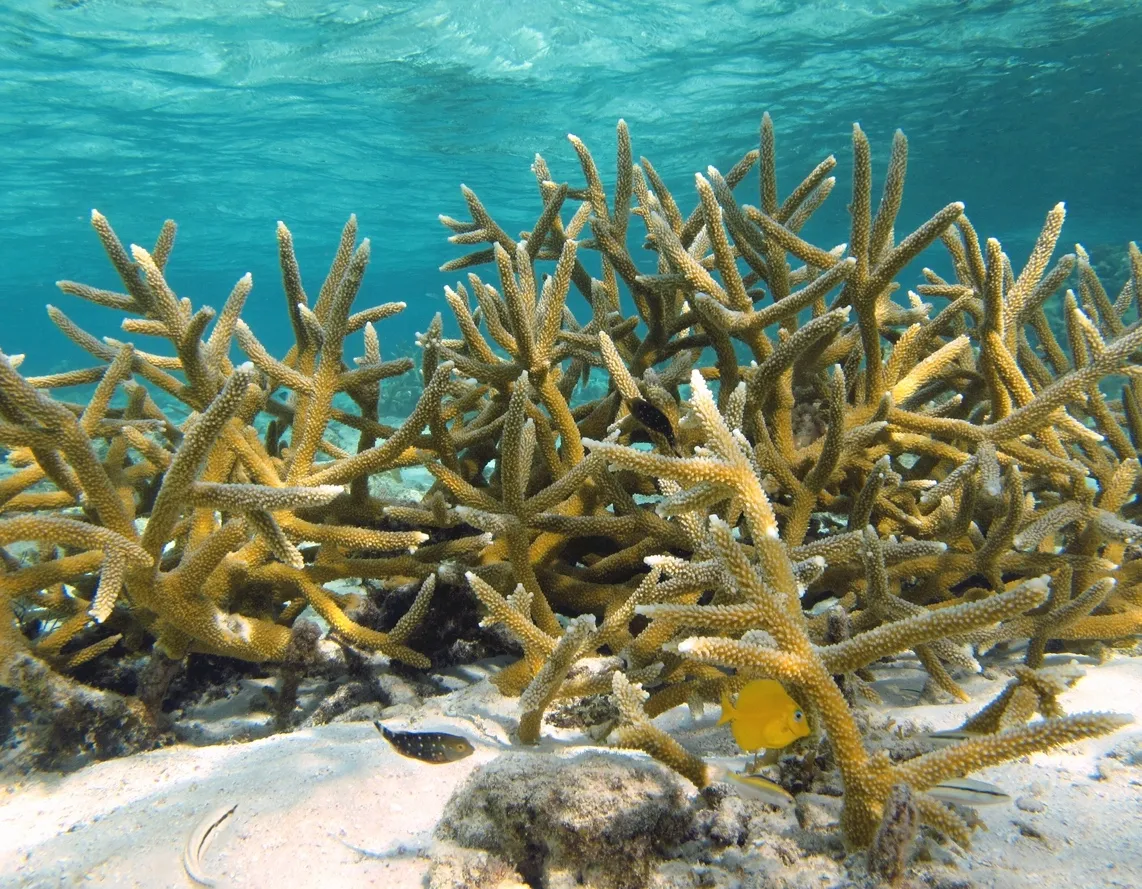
[717,688,736,725]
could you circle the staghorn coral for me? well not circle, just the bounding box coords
[0,212,490,763]
[429,113,1139,849]
[0,106,1138,861]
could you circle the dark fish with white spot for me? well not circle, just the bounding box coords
[374,721,474,763]
[628,397,677,449]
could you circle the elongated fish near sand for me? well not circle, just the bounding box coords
[923,728,985,748]
[374,721,475,763]
[927,776,1011,806]
[707,764,794,809]
[182,803,237,888]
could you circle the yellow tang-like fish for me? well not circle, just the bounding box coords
[718,679,809,752]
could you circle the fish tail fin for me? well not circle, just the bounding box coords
[374,721,392,741]
[717,690,734,725]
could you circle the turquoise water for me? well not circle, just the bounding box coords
[1,1,1139,374]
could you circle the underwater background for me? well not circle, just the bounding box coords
[5,5,1142,885]
[1,0,1139,379]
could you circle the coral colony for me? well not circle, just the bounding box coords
[2,113,1139,854]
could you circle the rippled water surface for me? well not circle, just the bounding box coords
[1,1,1138,366]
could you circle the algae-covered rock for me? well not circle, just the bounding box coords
[427,843,529,889]
[434,751,696,889]
[2,652,161,772]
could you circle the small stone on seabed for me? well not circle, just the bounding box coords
[1095,758,1123,781]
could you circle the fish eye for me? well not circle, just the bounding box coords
[794,710,804,721]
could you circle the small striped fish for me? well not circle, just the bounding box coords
[924,729,985,748]
[707,764,794,808]
[928,777,1011,806]
[374,721,474,764]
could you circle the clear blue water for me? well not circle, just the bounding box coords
[1,1,1139,376]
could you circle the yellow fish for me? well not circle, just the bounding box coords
[718,679,809,752]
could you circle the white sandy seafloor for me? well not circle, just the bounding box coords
[2,654,1141,889]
